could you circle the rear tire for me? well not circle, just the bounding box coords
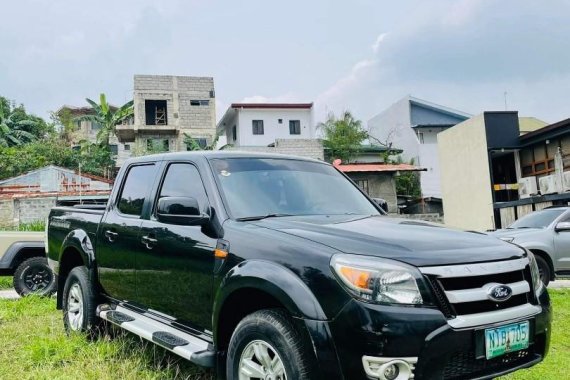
[13,257,57,297]
[226,309,315,380]
[62,266,102,338]
[535,255,551,287]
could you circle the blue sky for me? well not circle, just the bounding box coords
[1,0,569,125]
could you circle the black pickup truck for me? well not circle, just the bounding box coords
[47,152,551,380]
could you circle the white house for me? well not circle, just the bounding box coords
[217,103,315,147]
[368,96,471,198]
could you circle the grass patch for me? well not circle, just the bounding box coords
[0,296,213,379]
[0,290,567,379]
[499,289,570,379]
[0,276,13,290]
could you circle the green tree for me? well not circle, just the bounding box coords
[318,111,368,163]
[183,132,220,151]
[76,93,133,147]
[0,96,49,147]
[50,108,78,144]
[0,137,77,179]
[394,156,422,198]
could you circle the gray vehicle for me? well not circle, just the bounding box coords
[491,206,570,285]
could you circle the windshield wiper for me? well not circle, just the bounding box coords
[236,213,294,221]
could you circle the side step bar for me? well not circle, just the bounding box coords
[97,304,215,367]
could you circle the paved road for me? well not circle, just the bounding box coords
[0,289,19,299]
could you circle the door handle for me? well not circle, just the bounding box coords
[141,235,158,250]
[104,230,118,243]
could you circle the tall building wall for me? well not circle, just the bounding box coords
[438,114,494,231]
[133,75,216,151]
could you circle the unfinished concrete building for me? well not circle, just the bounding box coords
[116,75,217,154]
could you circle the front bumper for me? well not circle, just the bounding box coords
[315,289,551,380]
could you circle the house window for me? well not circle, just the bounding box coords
[278,119,283,124]
[232,125,237,141]
[355,179,369,195]
[252,120,264,135]
[147,138,169,152]
[190,100,210,106]
[187,138,208,150]
[520,142,558,177]
[289,120,301,135]
[417,132,424,144]
[91,122,102,131]
[109,144,118,155]
[145,100,168,125]
[124,144,131,151]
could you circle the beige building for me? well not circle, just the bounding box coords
[116,75,217,155]
[439,112,570,231]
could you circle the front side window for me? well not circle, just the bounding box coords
[289,120,301,135]
[509,209,566,229]
[157,163,209,212]
[211,158,379,219]
[252,120,264,135]
[118,164,157,216]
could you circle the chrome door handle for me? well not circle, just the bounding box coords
[104,230,118,243]
[141,235,157,250]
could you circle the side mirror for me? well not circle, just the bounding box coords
[372,198,389,213]
[555,221,570,232]
[156,196,209,226]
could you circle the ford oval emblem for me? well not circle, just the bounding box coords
[487,284,513,302]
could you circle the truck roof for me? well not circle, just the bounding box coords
[124,150,328,165]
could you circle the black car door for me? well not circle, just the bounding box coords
[97,163,159,302]
[137,161,217,331]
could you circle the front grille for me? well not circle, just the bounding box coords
[443,348,532,379]
[439,270,524,291]
[452,293,528,315]
[420,258,533,321]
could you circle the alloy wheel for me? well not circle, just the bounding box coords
[238,340,286,380]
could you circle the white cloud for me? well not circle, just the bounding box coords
[371,33,387,53]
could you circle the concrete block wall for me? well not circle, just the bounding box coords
[132,75,216,153]
[0,200,15,228]
[224,139,325,161]
[15,197,57,224]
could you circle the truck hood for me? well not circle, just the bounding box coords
[253,215,524,267]
[490,228,544,239]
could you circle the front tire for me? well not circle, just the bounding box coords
[13,257,57,297]
[226,309,315,380]
[62,266,101,337]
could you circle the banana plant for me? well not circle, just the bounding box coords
[0,108,36,147]
[75,93,134,147]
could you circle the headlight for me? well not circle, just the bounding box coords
[499,237,515,243]
[527,251,545,296]
[331,254,426,305]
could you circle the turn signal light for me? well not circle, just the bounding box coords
[214,249,228,258]
[339,266,371,290]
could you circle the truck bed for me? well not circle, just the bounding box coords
[47,206,105,262]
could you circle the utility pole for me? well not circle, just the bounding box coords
[504,91,508,110]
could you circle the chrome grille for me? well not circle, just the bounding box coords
[420,258,540,328]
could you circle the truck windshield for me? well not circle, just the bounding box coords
[211,158,380,220]
[508,208,566,229]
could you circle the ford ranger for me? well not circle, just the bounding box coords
[47,152,551,380]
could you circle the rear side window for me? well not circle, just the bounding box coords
[158,163,208,210]
[118,164,156,216]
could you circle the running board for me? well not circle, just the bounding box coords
[97,304,215,367]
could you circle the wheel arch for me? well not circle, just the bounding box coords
[0,242,45,273]
[529,248,555,280]
[56,229,96,309]
[213,260,327,350]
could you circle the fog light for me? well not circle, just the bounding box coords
[362,356,418,380]
[383,363,399,380]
